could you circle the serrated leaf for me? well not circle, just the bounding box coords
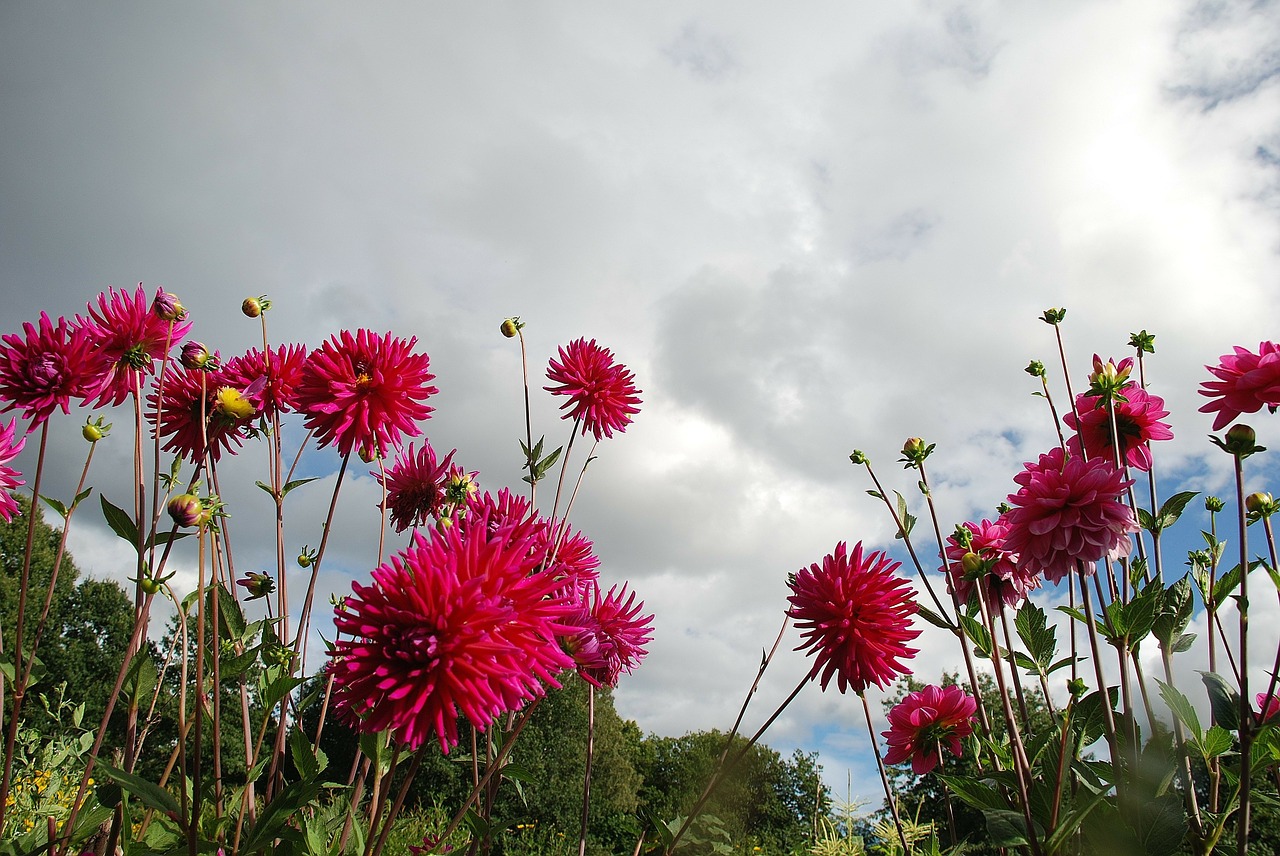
[211,581,246,639]
[1157,491,1199,530]
[1137,507,1156,531]
[959,614,992,658]
[1212,564,1244,609]
[939,775,1005,810]
[100,495,140,549]
[1157,679,1201,740]
[1201,671,1241,731]
[1201,725,1232,758]
[916,605,954,631]
[123,650,159,708]
[1171,632,1196,653]
[1153,575,1194,648]
[40,495,69,519]
[984,809,1038,847]
[96,760,181,818]
[255,480,275,496]
[290,728,319,780]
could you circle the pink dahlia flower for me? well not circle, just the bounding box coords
[562,582,654,688]
[296,329,437,459]
[545,338,641,441]
[375,440,457,533]
[0,313,107,425]
[943,518,1038,610]
[330,496,574,751]
[222,343,307,416]
[0,417,27,522]
[76,284,193,407]
[1064,385,1173,472]
[148,364,255,463]
[1003,447,1138,584]
[882,684,977,774]
[788,542,920,694]
[1199,342,1280,431]
[1258,691,1280,723]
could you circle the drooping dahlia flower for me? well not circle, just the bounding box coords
[787,541,920,694]
[375,440,457,533]
[545,338,641,441]
[562,582,654,688]
[0,313,107,425]
[295,329,437,459]
[0,417,27,522]
[1002,447,1138,584]
[1199,342,1280,431]
[882,684,977,774]
[329,502,575,751]
[148,364,255,463]
[1064,385,1173,472]
[76,284,193,407]
[223,343,308,416]
[942,518,1038,610]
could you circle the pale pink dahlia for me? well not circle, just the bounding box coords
[562,582,654,688]
[1064,385,1173,472]
[1199,341,1280,431]
[0,313,107,425]
[375,440,457,533]
[222,343,307,416]
[1002,447,1138,584]
[148,364,255,463]
[882,684,977,774]
[545,338,641,441]
[330,498,574,751]
[787,542,920,694]
[0,417,27,522]
[76,284,193,407]
[295,330,437,459]
[943,518,1038,610]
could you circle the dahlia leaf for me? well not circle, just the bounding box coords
[219,646,260,681]
[1211,563,1245,609]
[1074,688,1120,747]
[283,477,318,497]
[122,650,158,706]
[39,495,68,519]
[1199,725,1232,758]
[1015,602,1057,667]
[1155,491,1199,530]
[263,675,304,710]
[211,581,245,639]
[1043,785,1109,854]
[939,775,1005,810]
[1152,575,1193,648]
[289,727,321,780]
[1129,557,1148,587]
[241,779,324,853]
[100,494,140,548]
[958,614,992,658]
[916,604,954,631]
[983,809,1038,847]
[96,760,182,819]
[1156,679,1201,740]
[1200,670,1241,731]
[1171,632,1196,653]
[1136,507,1156,531]
[1046,655,1077,675]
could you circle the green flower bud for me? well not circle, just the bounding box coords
[167,493,205,528]
[1205,496,1225,513]
[848,449,869,466]
[500,318,520,338]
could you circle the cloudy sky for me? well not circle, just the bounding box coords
[4,1,1280,802]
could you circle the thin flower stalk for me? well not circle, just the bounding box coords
[577,687,595,856]
[1232,453,1252,856]
[369,746,429,856]
[861,693,910,856]
[1077,566,1123,796]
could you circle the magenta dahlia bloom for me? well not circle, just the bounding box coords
[1258,691,1280,723]
[148,364,255,463]
[1064,385,1173,472]
[787,542,920,694]
[882,684,977,774]
[76,284,193,407]
[375,440,457,533]
[222,343,307,416]
[943,518,1038,610]
[1002,447,1138,584]
[1199,342,1280,431]
[545,338,641,441]
[562,582,654,688]
[329,499,575,752]
[0,313,107,425]
[295,329,437,459]
[0,417,27,522]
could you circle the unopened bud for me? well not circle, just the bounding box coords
[1205,496,1225,513]
[237,571,276,600]
[152,289,187,322]
[241,296,263,318]
[168,494,204,528]
[960,552,985,579]
[500,318,519,338]
[180,341,211,370]
[82,416,111,442]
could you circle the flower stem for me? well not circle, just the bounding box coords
[860,692,909,856]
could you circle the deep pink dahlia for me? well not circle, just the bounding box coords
[375,441,457,533]
[544,338,641,441]
[787,542,920,694]
[295,330,437,459]
[942,518,1038,610]
[148,364,255,463]
[562,582,654,688]
[1258,691,1280,723]
[329,502,574,751]
[222,343,307,416]
[0,313,107,425]
[0,417,27,522]
[76,284,193,407]
[882,684,977,774]
[1064,385,1173,472]
[1002,447,1138,584]
[1199,342,1280,431]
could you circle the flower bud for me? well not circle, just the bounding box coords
[297,547,315,568]
[139,575,164,595]
[1214,423,1265,459]
[167,493,205,527]
[180,341,211,370]
[1024,360,1046,378]
[152,289,187,322]
[500,318,519,338]
[1246,492,1276,518]
[236,571,276,600]
[960,551,985,579]
[241,297,262,318]
[849,449,869,465]
[1205,496,1225,513]
[358,445,377,464]
[82,416,111,443]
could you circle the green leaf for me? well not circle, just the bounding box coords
[1172,632,1196,653]
[958,614,992,658]
[40,495,69,519]
[916,605,954,631]
[100,495,140,549]
[240,779,324,852]
[283,477,318,497]
[939,775,1005,811]
[290,727,320,781]
[984,809,1038,848]
[1121,588,1160,649]
[1156,679,1201,740]
[262,675,303,710]
[211,581,246,639]
[1201,671,1242,731]
[1153,575,1194,649]
[1200,725,1232,758]
[1156,491,1200,531]
[1137,507,1156,532]
[96,760,182,818]
[1212,563,1244,609]
[123,650,159,708]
